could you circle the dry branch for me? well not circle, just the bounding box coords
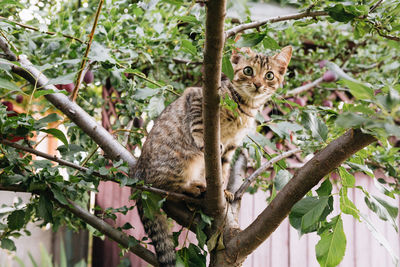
[225,129,376,261]
[225,11,329,40]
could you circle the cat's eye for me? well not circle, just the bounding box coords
[243,66,253,76]
[265,71,274,80]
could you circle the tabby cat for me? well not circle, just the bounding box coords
[132,46,292,267]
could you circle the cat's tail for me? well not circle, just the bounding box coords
[137,199,176,267]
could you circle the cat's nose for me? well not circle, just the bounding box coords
[253,82,262,90]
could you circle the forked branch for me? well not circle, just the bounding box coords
[234,148,301,200]
[225,129,376,260]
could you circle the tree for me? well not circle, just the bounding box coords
[0,0,399,266]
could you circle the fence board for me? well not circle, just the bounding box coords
[95,172,399,267]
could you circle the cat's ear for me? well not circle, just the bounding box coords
[231,47,256,64]
[231,49,242,65]
[273,46,292,67]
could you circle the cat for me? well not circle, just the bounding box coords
[132,46,292,267]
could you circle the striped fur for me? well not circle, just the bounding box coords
[132,46,292,266]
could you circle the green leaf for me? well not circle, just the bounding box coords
[41,128,69,147]
[181,40,197,56]
[335,112,368,128]
[207,232,219,252]
[38,195,53,223]
[262,35,280,50]
[360,213,399,265]
[316,179,332,197]
[301,111,328,142]
[51,186,68,205]
[141,192,163,220]
[0,0,24,8]
[199,211,212,226]
[274,170,292,191]
[177,244,206,267]
[220,93,238,117]
[0,78,25,94]
[316,215,346,267]
[99,167,109,176]
[341,79,374,100]
[162,0,183,5]
[146,95,165,118]
[47,72,76,86]
[133,87,159,100]
[338,167,355,187]
[339,187,360,220]
[35,113,62,126]
[365,195,398,231]
[1,238,16,251]
[33,89,59,98]
[222,55,234,80]
[236,33,265,47]
[196,226,207,249]
[325,4,364,23]
[174,15,200,24]
[289,196,330,234]
[268,121,302,139]
[7,209,26,230]
[88,42,116,63]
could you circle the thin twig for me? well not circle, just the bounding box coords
[369,0,384,13]
[71,0,104,101]
[0,182,158,266]
[225,11,329,40]
[0,138,201,205]
[234,148,301,200]
[0,138,107,178]
[0,34,17,61]
[0,16,85,44]
[283,77,324,98]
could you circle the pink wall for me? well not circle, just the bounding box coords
[94,172,399,267]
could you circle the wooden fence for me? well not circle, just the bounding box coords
[94,171,399,267]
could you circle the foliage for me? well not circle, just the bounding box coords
[0,0,399,266]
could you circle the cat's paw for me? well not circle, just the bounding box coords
[224,190,234,203]
[184,181,206,197]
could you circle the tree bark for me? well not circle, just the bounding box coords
[224,129,376,262]
[202,0,227,218]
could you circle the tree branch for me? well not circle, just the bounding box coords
[0,138,201,205]
[0,183,158,265]
[202,0,227,217]
[71,0,104,101]
[234,148,301,200]
[283,77,324,98]
[226,129,376,260]
[0,16,86,44]
[224,11,329,40]
[62,199,159,266]
[0,36,136,168]
[0,35,17,61]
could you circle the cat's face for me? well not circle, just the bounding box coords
[231,46,292,103]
